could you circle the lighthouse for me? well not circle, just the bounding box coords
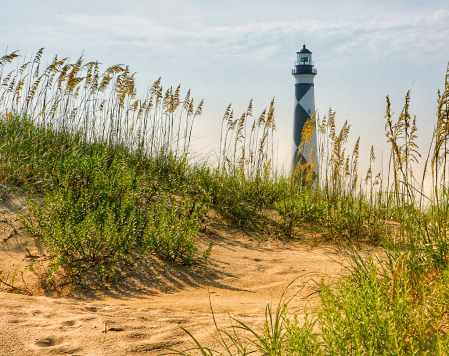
[292,44,317,172]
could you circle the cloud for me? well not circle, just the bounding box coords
[63,10,448,65]
[6,5,446,69]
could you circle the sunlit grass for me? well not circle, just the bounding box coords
[173,64,449,354]
[1,48,449,354]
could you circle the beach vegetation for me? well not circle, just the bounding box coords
[1,48,449,354]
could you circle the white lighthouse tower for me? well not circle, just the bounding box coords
[292,44,317,172]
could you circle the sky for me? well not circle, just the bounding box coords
[2,0,449,173]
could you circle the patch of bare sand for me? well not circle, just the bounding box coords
[0,195,351,355]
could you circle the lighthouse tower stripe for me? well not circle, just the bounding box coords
[293,100,310,147]
[293,82,314,150]
[295,83,313,102]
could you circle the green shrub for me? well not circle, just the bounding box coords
[275,189,325,238]
[141,195,212,265]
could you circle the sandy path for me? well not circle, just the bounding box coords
[0,197,348,355]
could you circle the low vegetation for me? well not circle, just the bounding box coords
[0,48,448,354]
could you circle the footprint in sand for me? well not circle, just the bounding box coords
[61,319,77,327]
[130,341,180,353]
[126,332,148,339]
[34,335,82,355]
[107,326,125,332]
[60,319,83,330]
[35,336,64,347]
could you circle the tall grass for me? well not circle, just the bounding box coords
[0,49,212,286]
[2,48,449,353]
[0,113,213,286]
[175,64,449,355]
[0,48,203,156]
[194,96,285,233]
[0,48,281,285]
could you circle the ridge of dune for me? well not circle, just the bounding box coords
[0,196,348,355]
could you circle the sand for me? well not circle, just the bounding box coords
[0,194,349,355]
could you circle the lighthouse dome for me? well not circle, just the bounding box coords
[299,45,311,53]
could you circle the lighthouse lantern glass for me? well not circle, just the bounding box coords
[297,52,312,65]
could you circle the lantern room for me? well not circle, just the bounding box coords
[297,45,312,65]
[292,44,317,75]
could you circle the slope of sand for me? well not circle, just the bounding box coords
[0,194,350,355]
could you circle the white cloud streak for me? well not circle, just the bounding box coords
[59,9,449,67]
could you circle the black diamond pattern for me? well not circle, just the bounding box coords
[293,103,310,147]
[295,83,313,102]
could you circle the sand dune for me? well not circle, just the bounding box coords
[0,196,348,355]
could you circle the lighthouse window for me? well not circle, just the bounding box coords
[308,109,311,114]
[297,53,312,65]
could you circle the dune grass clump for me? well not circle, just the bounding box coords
[195,98,286,233]
[174,66,449,355]
[0,112,212,286]
[0,48,279,285]
[0,49,212,285]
